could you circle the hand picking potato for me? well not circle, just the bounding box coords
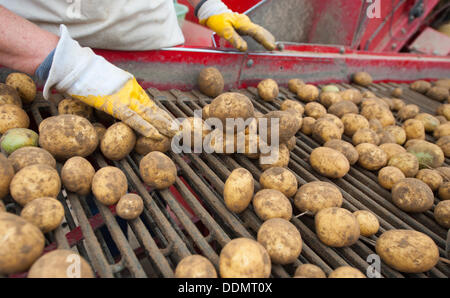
[257,218,302,264]
[175,255,217,278]
[353,210,379,237]
[0,83,22,107]
[294,181,343,214]
[356,143,387,171]
[259,167,298,197]
[28,249,94,278]
[328,266,366,278]
[58,98,93,119]
[305,102,326,119]
[434,200,450,228]
[352,128,380,146]
[116,193,144,220]
[340,89,362,105]
[223,168,254,213]
[288,78,305,94]
[139,151,177,190]
[198,67,224,97]
[219,238,271,278]
[135,135,171,155]
[410,80,431,94]
[20,197,64,233]
[414,113,440,132]
[341,113,369,137]
[0,212,45,275]
[324,139,359,165]
[376,229,439,273]
[438,182,450,200]
[392,98,406,111]
[384,125,406,145]
[280,99,304,116]
[388,152,419,177]
[297,84,319,102]
[257,79,279,102]
[0,104,30,134]
[209,92,255,127]
[378,166,405,190]
[312,117,342,144]
[433,122,450,139]
[61,157,95,196]
[7,147,56,173]
[0,153,14,199]
[5,73,36,104]
[415,169,443,191]
[426,86,449,102]
[379,143,406,160]
[402,119,425,140]
[92,166,128,205]
[319,92,342,108]
[100,122,136,161]
[391,178,434,212]
[352,72,373,87]
[407,141,444,168]
[294,264,326,278]
[253,189,292,221]
[328,101,358,118]
[398,104,420,121]
[436,136,450,157]
[301,117,316,135]
[309,147,349,178]
[315,207,360,247]
[259,144,290,170]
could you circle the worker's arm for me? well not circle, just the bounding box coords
[188,0,276,52]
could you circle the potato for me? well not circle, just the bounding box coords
[436,115,447,124]
[0,212,45,275]
[294,181,343,214]
[0,153,14,200]
[100,122,136,161]
[10,164,61,206]
[198,67,224,97]
[438,182,450,200]
[0,128,38,154]
[434,78,450,89]
[404,139,426,149]
[362,91,376,98]
[320,114,344,134]
[436,136,450,157]
[388,152,419,177]
[328,266,366,278]
[323,139,358,165]
[426,86,449,102]
[20,197,64,233]
[376,229,439,273]
[328,101,358,118]
[340,89,362,105]
[361,104,395,127]
[5,73,36,104]
[264,111,301,144]
[315,207,360,247]
[407,141,444,168]
[294,264,326,278]
[116,193,144,220]
[416,169,443,191]
[378,166,405,190]
[135,135,171,155]
[436,103,450,121]
[92,122,106,141]
[356,143,387,171]
[259,167,298,197]
[312,118,342,144]
[434,200,450,228]
[257,218,302,264]
[341,113,369,137]
[219,238,271,278]
[410,80,431,94]
[297,84,319,102]
[301,117,316,135]
[0,104,29,134]
[361,97,389,110]
[369,118,383,133]
[391,88,403,97]
[402,119,425,140]
[288,78,305,94]
[310,147,349,178]
[353,72,373,87]
[139,151,177,190]
[319,92,343,108]
[392,98,406,111]
[28,249,94,278]
[352,128,379,146]
[285,136,296,151]
[257,79,279,102]
[92,166,128,205]
[209,92,255,127]
[253,189,292,221]
[384,125,406,145]
[57,98,93,119]
[414,113,440,132]
[7,147,56,174]
[61,157,95,196]
[398,104,420,121]
[259,144,290,170]
[280,99,304,116]
[433,122,450,139]
[222,168,253,213]
[353,210,379,237]
[0,83,21,107]
[305,102,326,119]
[379,143,406,161]
[378,130,396,145]
[321,85,340,93]
[175,255,217,278]
[39,115,98,160]
[391,178,434,212]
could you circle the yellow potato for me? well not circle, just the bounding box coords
[352,72,373,87]
[378,166,405,190]
[288,78,305,94]
[257,79,279,102]
[388,152,419,177]
[0,153,14,199]
[391,178,434,212]
[398,104,420,121]
[57,98,93,119]
[319,92,343,108]
[362,91,376,98]
[0,104,29,134]
[294,181,343,214]
[438,182,450,200]
[433,122,450,139]
[100,122,136,161]
[20,197,64,233]
[426,86,449,102]
[392,98,406,111]
[92,166,128,205]
[369,118,383,133]
[223,168,254,213]
[280,99,304,116]
[315,207,360,247]
[297,84,319,102]
[116,193,144,220]
[414,113,440,132]
[407,141,444,169]
[436,103,450,121]
[7,147,56,174]
[402,119,425,140]
[0,83,21,107]
[61,156,95,196]
[198,67,224,97]
[328,101,358,118]
[264,111,301,144]
[352,128,380,146]
[139,151,177,190]
[135,135,171,155]
[312,118,342,144]
[253,189,292,221]
[324,139,359,165]
[5,72,36,104]
[310,147,349,178]
[356,143,387,171]
[305,102,326,119]
[341,113,369,137]
[434,200,450,228]
[320,114,344,134]
[301,117,316,135]
[209,92,255,127]
[379,143,406,160]
[294,264,326,278]
[259,144,290,170]
[415,169,443,191]
[361,104,395,127]
[259,167,298,197]
[175,255,217,278]
[340,89,363,105]
[384,125,406,145]
[353,210,379,237]
[328,266,366,278]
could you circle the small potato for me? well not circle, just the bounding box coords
[10,164,61,206]
[257,218,302,264]
[369,119,383,133]
[328,266,366,278]
[57,98,93,119]
[398,104,420,121]
[0,153,14,199]
[378,166,405,190]
[388,152,419,177]
[434,200,450,228]
[297,84,319,102]
[175,255,217,278]
[301,117,316,135]
[436,103,450,121]
[356,143,387,171]
[257,79,279,102]
[140,152,177,190]
[288,78,305,94]
[294,181,343,214]
[379,143,406,160]
[315,207,360,247]
[436,136,450,157]
[294,264,326,278]
[7,147,56,173]
[324,139,359,165]
[209,92,255,127]
[305,102,326,119]
[92,166,128,206]
[319,92,342,108]
[259,144,290,170]
[384,126,406,145]
[352,72,373,87]
[312,118,342,144]
[0,104,29,134]
[361,104,395,127]
[253,189,292,221]
[61,157,95,196]
[328,101,358,118]
[416,169,443,191]
[352,128,379,146]
[376,229,439,273]
[391,178,434,212]
[259,167,298,197]
[402,119,425,140]
[340,89,362,105]
[433,122,450,139]
[116,193,144,220]
[280,99,304,116]
[410,80,431,94]
[5,73,36,103]
[198,67,224,97]
[224,168,254,213]
[407,141,444,169]
[438,182,450,200]
[0,83,21,107]
[28,249,94,278]
[309,147,349,178]
[219,238,271,278]
[391,88,403,97]
[353,210,379,237]
[100,122,136,161]
[426,86,449,102]
[414,113,440,132]
[341,113,369,137]
[20,197,64,233]
[135,135,171,155]
[392,98,406,111]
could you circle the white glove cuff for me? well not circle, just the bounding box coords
[197,0,232,21]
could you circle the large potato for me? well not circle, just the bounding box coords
[0,83,21,107]
[414,113,440,132]
[58,98,93,119]
[100,122,136,161]
[28,250,94,278]
[375,229,439,273]
[134,135,171,155]
[378,166,405,190]
[259,167,298,197]
[198,67,224,97]
[223,168,254,213]
[5,73,36,104]
[10,164,61,206]
[294,181,343,214]
[312,118,342,144]
[388,152,419,177]
[38,115,98,160]
[305,102,326,119]
[353,210,379,237]
[391,178,434,213]
[257,79,279,102]
[92,166,128,205]
[324,139,359,165]
[219,238,271,278]
[328,101,358,118]
[0,104,29,134]
[209,92,254,127]
[294,264,326,278]
[116,193,144,220]
[175,255,217,278]
[379,143,406,160]
[310,147,349,178]
[341,113,369,137]
[415,169,443,191]
[288,78,305,94]
[434,200,450,228]
[356,143,387,171]
[340,89,362,105]
[253,189,292,221]
[410,80,431,94]
[407,141,444,168]
[352,72,373,87]
[20,197,64,233]
[328,266,366,278]
[0,212,45,275]
[7,147,56,173]
[61,157,95,195]
[352,128,379,146]
[297,84,319,102]
[139,151,177,190]
[259,144,290,170]
[257,218,302,264]
[0,153,14,199]
[315,207,360,247]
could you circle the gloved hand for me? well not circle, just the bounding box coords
[40,25,177,140]
[196,0,276,52]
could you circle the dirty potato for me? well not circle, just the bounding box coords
[436,103,450,121]
[100,122,136,161]
[28,250,94,278]
[305,102,326,119]
[7,147,55,173]
[257,79,279,102]
[294,264,326,278]
[309,147,350,178]
[328,266,366,278]
[378,130,396,145]
[0,83,21,107]
[253,189,292,221]
[434,200,450,228]
[378,166,406,190]
[61,157,95,196]
[301,117,316,135]
[280,99,304,116]
[319,92,343,108]
[438,182,450,200]
[259,167,298,197]
[388,152,419,177]
[398,104,420,121]
[340,89,363,105]
[324,139,359,165]
[294,181,343,214]
[209,92,255,127]
[223,168,254,213]
[369,119,384,133]
[259,144,290,170]
[436,136,450,158]
[57,98,93,119]
[356,143,387,171]
[198,67,224,97]
[391,178,434,212]
[341,113,369,137]
[407,141,444,168]
[92,166,128,205]
[116,193,144,220]
[315,207,360,247]
[5,73,36,104]
[135,135,171,155]
[328,101,358,118]
[426,86,449,102]
[379,143,406,160]
[410,80,431,94]
[352,72,373,87]
[288,78,305,94]
[20,197,64,233]
[416,169,443,191]
[402,119,425,140]
[352,128,380,146]
[433,122,450,139]
[297,84,319,102]
[361,104,395,127]
[384,125,406,145]
[392,98,406,111]
[0,104,29,134]
[175,255,217,278]
[312,117,342,144]
[139,151,177,190]
[264,111,301,144]
[353,210,379,237]
[414,113,440,132]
